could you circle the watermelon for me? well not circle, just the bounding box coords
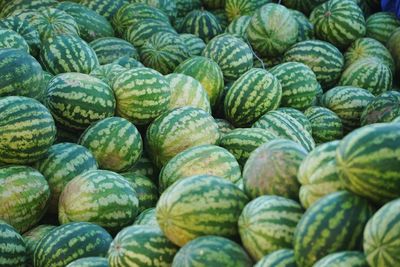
[156,175,248,247]
[40,34,99,75]
[78,117,142,172]
[174,56,224,107]
[90,37,138,65]
[179,33,206,56]
[366,12,400,44]
[361,91,400,125]
[0,48,44,99]
[293,191,374,267]
[225,15,251,40]
[79,0,129,21]
[320,86,375,131]
[90,63,128,86]
[66,257,109,267]
[175,0,202,17]
[112,67,170,125]
[225,0,271,22]
[243,139,308,200]
[253,110,316,152]
[304,106,343,143]
[130,0,177,21]
[219,128,277,166]
[209,9,229,30]
[363,198,400,267]
[108,225,178,266]
[133,208,159,228]
[387,28,400,78]
[224,68,282,127]
[146,107,220,168]
[202,34,253,81]
[239,196,303,261]
[336,123,400,204]
[33,222,112,267]
[45,72,115,131]
[23,225,55,265]
[119,172,158,212]
[281,0,326,15]
[140,32,190,75]
[113,56,144,69]
[127,153,159,183]
[283,40,344,89]
[215,119,235,136]
[270,62,319,110]
[0,0,57,18]
[0,220,26,267]
[58,170,139,231]
[277,107,313,134]
[0,96,56,165]
[0,28,29,52]
[310,0,366,49]
[172,236,253,267]
[159,144,241,192]
[313,251,368,267]
[246,3,298,58]
[254,249,296,267]
[297,141,342,209]
[339,57,393,96]
[179,10,222,43]
[291,10,314,42]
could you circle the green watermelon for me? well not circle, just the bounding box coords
[58,170,139,231]
[175,0,201,17]
[0,96,56,165]
[23,225,55,265]
[90,63,128,86]
[313,251,368,267]
[239,196,303,261]
[304,106,343,143]
[336,123,400,204]
[127,153,159,183]
[159,144,241,192]
[361,91,400,125]
[80,0,129,21]
[254,249,296,267]
[209,9,229,30]
[387,28,400,79]
[277,107,313,134]
[291,10,314,42]
[215,118,235,136]
[225,0,271,22]
[0,0,57,18]
[179,10,222,43]
[90,37,138,65]
[366,12,400,44]
[225,15,251,40]
[113,56,144,69]
[293,191,374,267]
[33,222,112,267]
[179,33,206,56]
[130,0,177,21]
[0,220,26,266]
[0,28,29,52]
[156,175,248,247]
[172,236,253,267]
[133,208,159,228]
[281,0,326,15]
[66,257,109,267]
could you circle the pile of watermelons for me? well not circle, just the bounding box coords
[0,0,400,266]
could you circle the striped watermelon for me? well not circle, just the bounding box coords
[0,28,29,52]
[225,15,251,40]
[283,40,344,89]
[0,166,49,233]
[337,123,400,204]
[254,249,296,267]
[225,0,271,22]
[130,0,177,21]
[172,236,253,267]
[297,141,342,209]
[146,107,220,168]
[179,10,222,43]
[219,128,277,166]
[202,34,253,81]
[215,118,235,136]
[108,225,178,266]
[0,48,44,98]
[0,96,56,165]
[156,175,248,247]
[291,10,314,42]
[113,56,144,69]
[243,139,308,200]
[0,0,57,18]
[277,108,312,134]
[246,3,298,58]
[134,208,159,228]
[45,73,115,131]
[112,67,170,125]
[0,220,26,267]
[159,144,241,192]
[66,257,108,267]
[165,73,211,113]
[293,191,374,267]
[387,28,400,79]
[363,198,400,266]
[127,153,159,183]
[34,141,97,208]
[366,12,400,44]
[90,63,128,86]
[239,196,303,261]
[80,0,129,21]
[179,33,206,56]
[33,222,112,267]
[210,9,229,30]
[23,225,55,265]
[40,34,99,75]
[174,56,224,107]
[253,110,316,152]
[57,2,114,42]
[320,86,375,131]
[304,106,343,143]
[175,0,201,17]
[224,68,282,127]
[313,251,368,267]
[58,170,139,231]
[120,172,158,213]
[310,0,366,49]
[90,37,138,65]
[140,32,190,75]
[361,91,400,125]
[270,62,319,110]
[281,0,326,15]
[78,117,142,172]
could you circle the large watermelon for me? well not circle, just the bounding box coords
[387,28,400,79]
[366,12,400,44]
[179,10,222,43]
[79,0,129,21]
[225,0,271,22]
[0,220,26,266]
[179,33,206,56]
[254,249,296,267]
[0,28,29,52]
[89,37,138,65]
[313,251,368,267]
[0,0,57,19]
[361,91,400,125]
[304,106,343,143]
[23,225,55,265]
[225,15,251,40]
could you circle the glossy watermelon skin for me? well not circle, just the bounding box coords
[364,198,400,267]
[0,96,56,165]
[313,251,368,267]
[225,0,271,22]
[156,175,248,247]
[254,249,296,267]
[108,225,178,267]
[90,37,138,65]
[239,196,303,261]
[172,236,253,267]
[33,222,113,267]
[361,91,400,126]
[66,257,109,267]
[304,106,343,143]
[179,10,222,43]
[336,123,400,204]
[366,12,400,44]
[80,0,129,21]
[293,191,374,267]
[23,225,55,265]
[0,220,26,267]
